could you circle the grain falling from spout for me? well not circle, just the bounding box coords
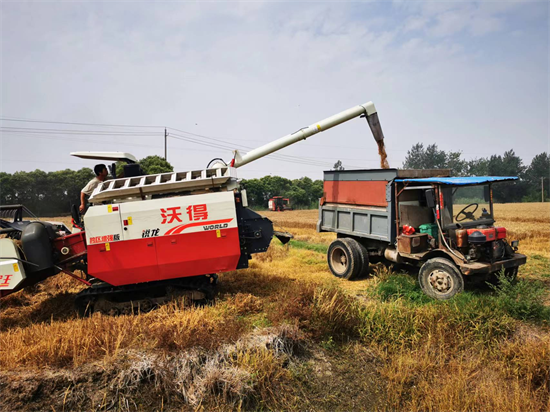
[377,139,390,169]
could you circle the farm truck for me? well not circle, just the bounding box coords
[318,170,527,299]
[0,101,386,313]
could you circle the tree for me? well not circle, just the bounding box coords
[139,156,174,175]
[487,150,527,202]
[403,143,466,175]
[333,160,344,171]
[523,152,550,201]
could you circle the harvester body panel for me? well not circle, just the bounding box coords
[85,192,241,286]
[0,238,26,291]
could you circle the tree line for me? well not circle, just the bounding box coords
[0,156,173,216]
[402,144,549,203]
[0,147,547,216]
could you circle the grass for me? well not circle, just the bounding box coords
[1,206,549,411]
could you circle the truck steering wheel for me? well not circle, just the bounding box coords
[456,203,479,222]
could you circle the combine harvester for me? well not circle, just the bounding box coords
[0,101,387,314]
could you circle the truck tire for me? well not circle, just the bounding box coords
[419,258,464,300]
[356,242,370,278]
[327,238,364,280]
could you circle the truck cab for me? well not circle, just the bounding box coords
[318,169,526,299]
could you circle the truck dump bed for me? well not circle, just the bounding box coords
[317,169,450,243]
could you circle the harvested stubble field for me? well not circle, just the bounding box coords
[0,203,549,411]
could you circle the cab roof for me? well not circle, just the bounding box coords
[394,176,518,186]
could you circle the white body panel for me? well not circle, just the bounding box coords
[71,151,138,163]
[88,167,237,204]
[0,239,26,290]
[84,191,238,245]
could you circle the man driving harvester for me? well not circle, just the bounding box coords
[80,164,109,212]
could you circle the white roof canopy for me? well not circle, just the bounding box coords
[70,151,138,164]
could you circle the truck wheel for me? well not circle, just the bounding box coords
[327,238,363,280]
[419,258,464,300]
[356,242,370,278]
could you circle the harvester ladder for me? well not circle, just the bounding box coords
[89,167,237,203]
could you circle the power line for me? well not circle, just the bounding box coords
[0,117,362,169]
[0,117,163,129]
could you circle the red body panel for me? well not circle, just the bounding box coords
[88,238,160,286]
[87,228,241,286]
[496,227,507,240]
[53,232,87,264]
[467,228,496,242]
[323,181,388,207]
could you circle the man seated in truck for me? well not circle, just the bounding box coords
[79,164,109,212]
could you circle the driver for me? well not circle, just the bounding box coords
[80,164,108,212]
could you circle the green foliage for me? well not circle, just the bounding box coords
[0,168,94,216]
[490,273,549,322]
[403,143,547,203]
[241,176,324,209]
[139,155,174,175]
[403,143,466,176]
[288,240,328,254]
[0,155,174,216]
[373,274,431,304]
[372,272,548,326]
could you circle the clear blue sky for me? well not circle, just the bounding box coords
[1,1,548,179]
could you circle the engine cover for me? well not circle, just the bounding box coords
[467,228,496,242]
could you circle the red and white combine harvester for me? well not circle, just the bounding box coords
[0,101,386,314]
[268,196,292,212]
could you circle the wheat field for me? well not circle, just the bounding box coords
[0,203,548,411]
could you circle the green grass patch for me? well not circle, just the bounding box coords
[490,273,550,322]
[289,240,328,254]
[371,272,549,325]
[372,274,431,304]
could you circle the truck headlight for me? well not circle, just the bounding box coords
[511,240,519,248]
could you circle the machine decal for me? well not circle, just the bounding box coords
[161,207,183,224]
[164,218,233,236]
[187,204,208,221]
[161,204,209,224]
[142,228,160,238]
[0,274,14,288]
[89,234,120,244]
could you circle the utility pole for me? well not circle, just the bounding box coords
[164,128,168,161]
[542,177,545,202]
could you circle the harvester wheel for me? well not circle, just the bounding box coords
[327,238,362,280]
[419,258,464,300]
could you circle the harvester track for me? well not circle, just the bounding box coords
[74,274,217,316]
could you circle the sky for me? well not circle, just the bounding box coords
[1,0,548,180]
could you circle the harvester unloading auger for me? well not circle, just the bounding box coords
[0,102,386,315]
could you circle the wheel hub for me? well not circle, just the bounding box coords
[330,247,348,275]
[428,269,453,293]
